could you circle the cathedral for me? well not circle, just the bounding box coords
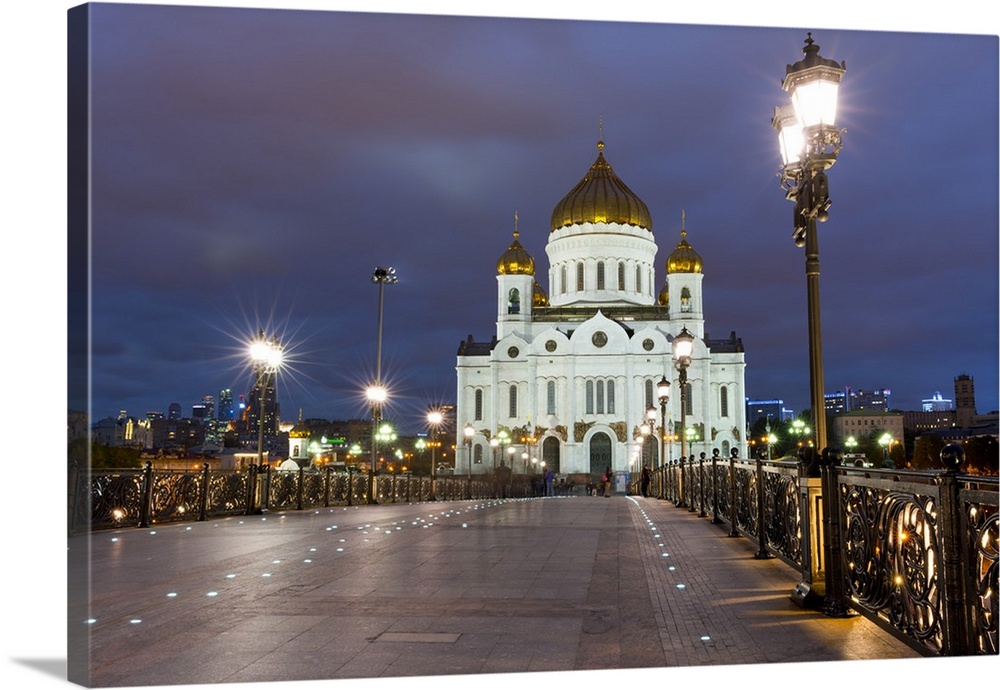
[455,138,747,481]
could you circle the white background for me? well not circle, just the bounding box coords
[3,1,997,689]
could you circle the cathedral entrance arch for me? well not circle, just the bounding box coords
[542,436,560,473]
[589,432,612,475]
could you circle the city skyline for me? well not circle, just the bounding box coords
[69,5,998,436]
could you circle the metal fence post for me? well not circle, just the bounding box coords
[938,443,970,655]
[821,451,850,617]
[754,457,772,559]
[698,453,707,517]
[711,449,722,524]
[198,463,210,521]
[138,461,154,528]
[728,450,739,537]
[296,466,304,510]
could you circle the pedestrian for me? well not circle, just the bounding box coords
[640,464,651,497]
[603,466,613,497]
[544,467,555,496]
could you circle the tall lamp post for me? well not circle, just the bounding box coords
[427,407,443,501]
[673,327,694,506]
[248,331,283,514]
[657,376,671,473]
[464,424,475,480]
[368,266,398,504]
[772,34,845,454]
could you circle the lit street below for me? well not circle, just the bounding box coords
[77,495,919,686]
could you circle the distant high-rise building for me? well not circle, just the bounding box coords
[955,373,976,427]
[922,392,953,412]
[746,399,794,429]
[167,402,182,420]
[218,388,235,421]
[825,391,847,415]
[852,388,891,412]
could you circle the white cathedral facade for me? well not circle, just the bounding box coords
[455,139,747,480]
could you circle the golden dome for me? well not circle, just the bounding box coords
[657,283,669,306]
[497,230,535,275]
[533,281,549,307]
[550,140,652,232]
[667,227,703,274]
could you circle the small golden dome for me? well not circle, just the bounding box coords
[657,283,669,306]
[550,140,652,232]
[667,223,703,274]
[533,281,549,307]
[497,230,535,275]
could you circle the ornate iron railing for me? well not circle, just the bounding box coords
[69,463,532,534]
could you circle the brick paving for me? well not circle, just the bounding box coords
[75,494,923,687]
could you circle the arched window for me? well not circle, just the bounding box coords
[681,287,692,312]
[546,381,556,415]
[685,382,693,416]
[607,380,615,414]
[585,380,594,414]
[635,265,642,294]
[474,444,483,464]
[507,287,520,314]
[560,265,566,293]
[474,390,483,421]
[509,385,518,418]
[618,262,626,290]
[597,261,605,290]
[596,380,605,414]
[720,386,729,417]
[577,262,584,291]
[645,379,653,408]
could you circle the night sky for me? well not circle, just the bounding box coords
[4,3,998,690]
[65,3,1000,435]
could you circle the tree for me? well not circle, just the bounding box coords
[911,433,945,470]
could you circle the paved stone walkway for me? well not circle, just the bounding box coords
[74,494,923,687]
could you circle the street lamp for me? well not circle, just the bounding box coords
[772,33,846,454]
[657,376,670,472]
[248,330,282,515]
[879,432,894,468]
[844,435,858,464]
[249,330,283,466]
[427,407,443,501]
[464,423,475,480]
[366,383,387,504]
[673,327,694,507]
[790,419,812,450]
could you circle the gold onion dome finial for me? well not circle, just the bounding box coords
[657,283,669,306]
[497,212,535,275]
[550,137,652,232]
[667,210,703,274]
[533,281,549,307]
